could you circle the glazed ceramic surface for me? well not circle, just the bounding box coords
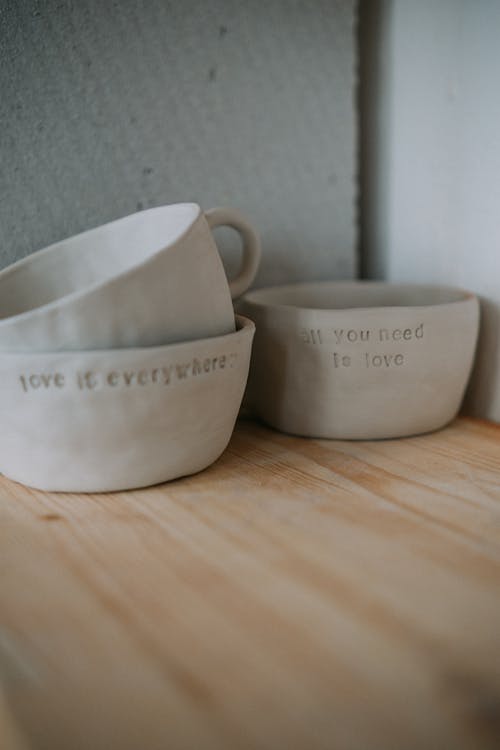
[0,315,254,492]
[0,204,260,351]
[239,282,479,439]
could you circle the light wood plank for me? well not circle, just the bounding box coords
[1,417,499,749]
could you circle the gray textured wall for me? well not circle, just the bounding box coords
[0,0,356,286]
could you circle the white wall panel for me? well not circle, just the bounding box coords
[361,0,500,421]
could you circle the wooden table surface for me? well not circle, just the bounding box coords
[1,416,499,750]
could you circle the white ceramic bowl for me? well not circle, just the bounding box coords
[239,282,479,439]
[0,315,254,492]
[0,204,261,351]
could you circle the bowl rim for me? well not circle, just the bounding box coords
[241,280,477,314]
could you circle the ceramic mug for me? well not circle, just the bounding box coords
[239,282,479,439]
[0,204,261,351]
[0,315,255,492]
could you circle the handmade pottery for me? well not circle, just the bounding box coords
[0,315,254,492]
[0,204,260,351]
[239,282,479,439]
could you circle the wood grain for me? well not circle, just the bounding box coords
[1,416,499,750]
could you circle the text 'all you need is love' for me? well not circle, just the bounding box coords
[299,323,425,369]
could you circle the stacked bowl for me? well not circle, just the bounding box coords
[0,203,260,492]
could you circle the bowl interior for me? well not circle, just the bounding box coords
[244,282,472,311]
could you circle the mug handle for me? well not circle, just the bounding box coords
[205,207,261,300]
